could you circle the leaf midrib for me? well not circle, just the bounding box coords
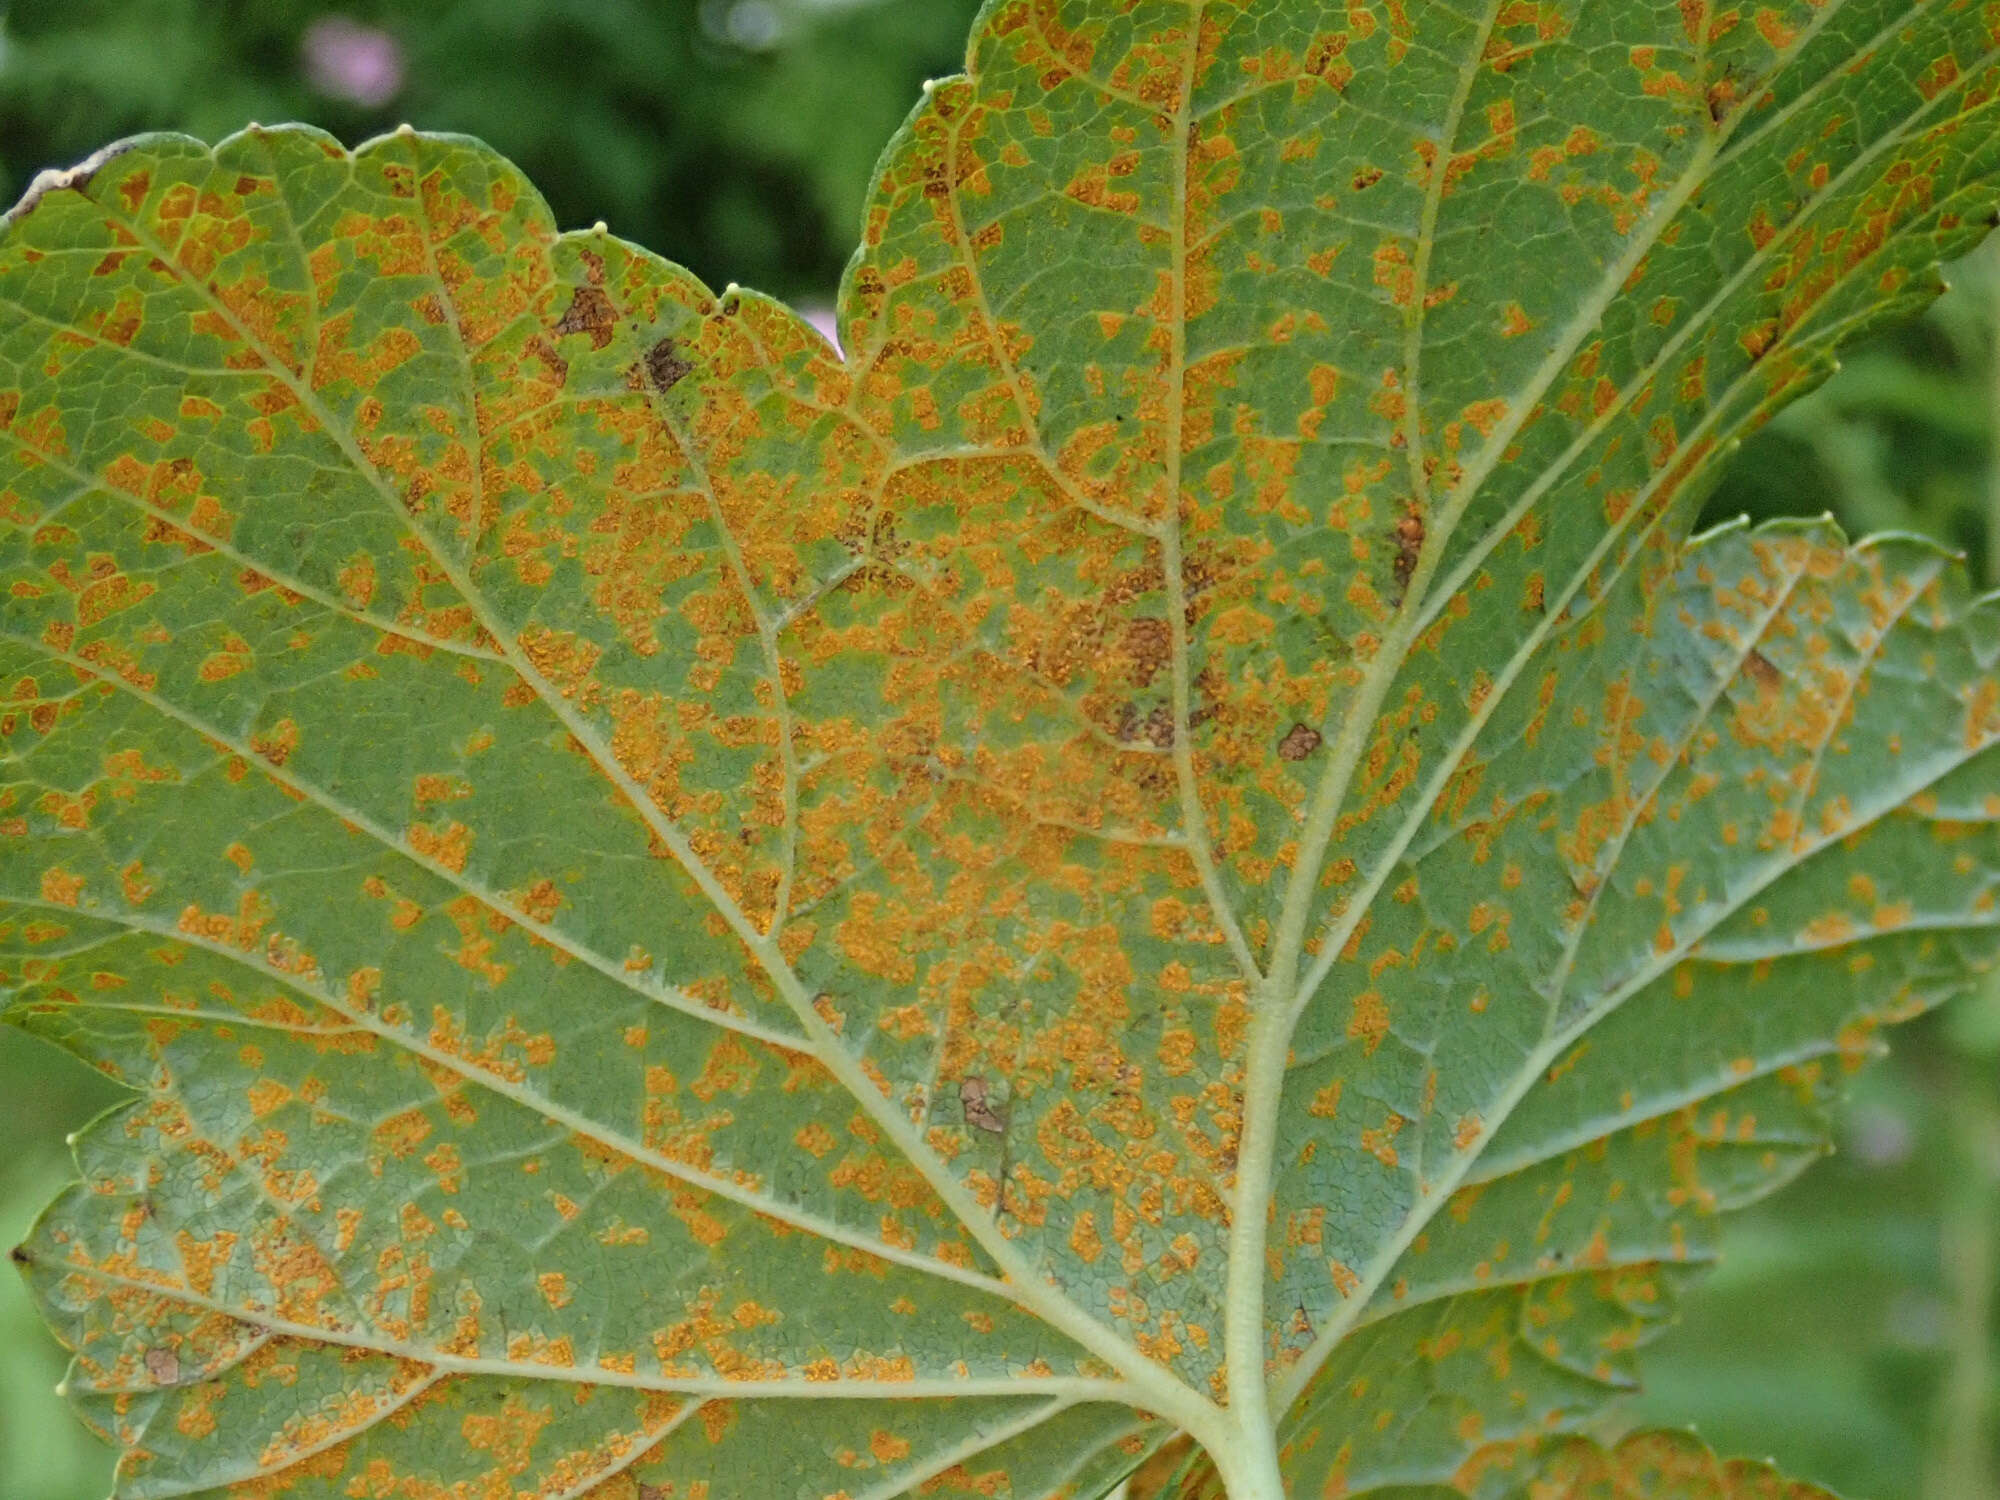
[1221,0,1511,1473]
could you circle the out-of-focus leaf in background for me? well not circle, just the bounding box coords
[2,4,2000,1499]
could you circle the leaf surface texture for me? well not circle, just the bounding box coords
[5,1,2000,1496]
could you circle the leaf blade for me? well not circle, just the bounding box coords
[11,3,2000,1496]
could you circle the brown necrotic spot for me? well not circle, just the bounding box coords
[1120,617,1172,687]
[553,284,617,349]
[1393,504,1425,593]
[1115,702,1176,749]
[529,337,569,385]
[143,1346,182,1386]
[644,338,695,395]
[959,1077,1007,1134]
[1278,723,1324,762]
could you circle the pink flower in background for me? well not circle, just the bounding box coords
[301,17,405,109]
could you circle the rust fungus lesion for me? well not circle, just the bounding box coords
[1743,648,1782,694]
[958,1076,1008,1135]
[1278,723,1324,762]
[553,284,618,349]
[642,337,694,395]
[1392,502,1425,596]
[142,1345,182,1386]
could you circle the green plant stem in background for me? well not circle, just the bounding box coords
[1930,1065,2000,1500]
[1937,261,2000,1493]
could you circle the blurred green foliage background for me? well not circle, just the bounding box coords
[0,4,1997,1498]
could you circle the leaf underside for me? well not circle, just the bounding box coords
[1141,1428,1843,1499]
[4,1,2000,1497]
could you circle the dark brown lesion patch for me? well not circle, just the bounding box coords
[1278,723,1324,762]
[528,336,569,385]
[1119,616,1172,687]
[644,337,695,395]
[1114,701,1177,750]
[1744,648,1782,693]
[553,284,618,349]
[959,1076,1007,1135]
[1392,502,1425,595]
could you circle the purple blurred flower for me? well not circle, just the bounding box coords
[1846,1102,1916,1167]
[302,17,405,110]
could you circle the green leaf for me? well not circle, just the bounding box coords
[1136,1428,1844,1498]
[5,3,2000,1497]
[1499,1429,1844,1499]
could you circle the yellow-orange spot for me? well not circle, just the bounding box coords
[1347,990,1389,1053]
[39,867,84,906]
